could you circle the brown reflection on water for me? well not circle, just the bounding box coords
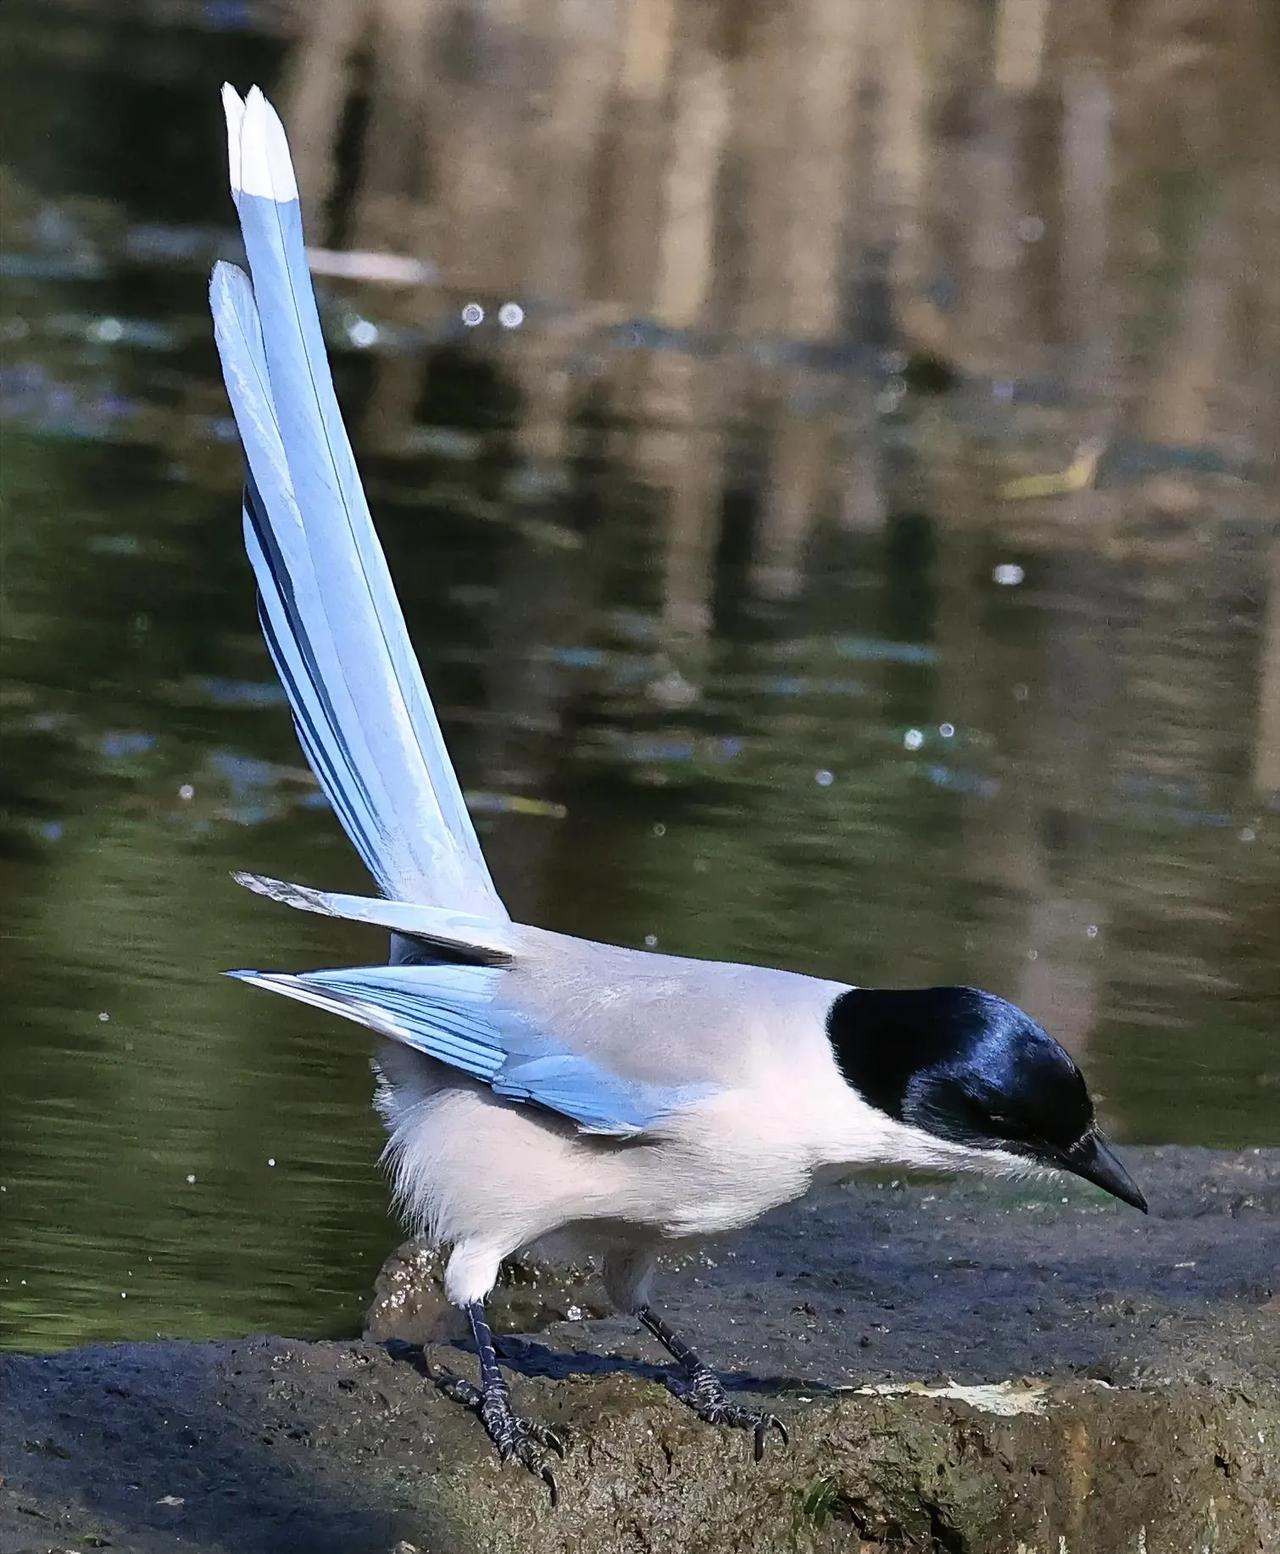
[0,0,1277,1350]
[282,0,1280,462]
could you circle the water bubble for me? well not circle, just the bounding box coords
[348,318,379,348]
[1086,924,1099,939]
[92,317,125,344]
[1017,215,1046,243]
[652,823,666,838]
[875,379,907,415]
[498,302,524,329]
[903,729,924,752]
[461,302,484,327]
[815,769,835,787]
[1012,682,1030,702]
[648,669,698,708]
[1239,827,1257,843]
[992,563,1025,586]
[938,723,955,739]
[643,934,658,949]
[98,1011,111,1023]
[185,1173,196,1185]
[178,783,195,801]
[267,1157,276,1168]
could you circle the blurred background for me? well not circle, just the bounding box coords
[1,0,1278,1351]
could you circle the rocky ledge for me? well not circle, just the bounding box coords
[3,1147,1277,1554]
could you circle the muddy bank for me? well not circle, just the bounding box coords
[3,1147,1277,1554]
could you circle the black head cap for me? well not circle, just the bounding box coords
[828,986,1147,1212]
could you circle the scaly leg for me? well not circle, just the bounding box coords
[434,1298,565,1500]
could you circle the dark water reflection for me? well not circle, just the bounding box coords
[1,0,1278,1349]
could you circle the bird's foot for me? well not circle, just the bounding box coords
[667,1363,789,1462]
[435,1366,565,1501]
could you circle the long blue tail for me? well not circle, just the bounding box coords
[210,85,506,919]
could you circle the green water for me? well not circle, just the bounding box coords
[2,1,1278,1351]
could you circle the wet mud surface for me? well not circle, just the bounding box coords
[3,1148,1277,1553]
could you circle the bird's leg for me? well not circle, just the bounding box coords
[637,1304,788,1461]
[434,1298,565,1500]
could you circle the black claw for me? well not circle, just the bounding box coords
[751,1412,788,1462]
[502,1430,560,1504]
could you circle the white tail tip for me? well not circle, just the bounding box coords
[221,83,245,198]
[222,83,298,203]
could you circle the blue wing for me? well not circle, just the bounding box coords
[227,962,715,1136]
[210,86,503,918]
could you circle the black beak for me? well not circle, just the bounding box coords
[1065,1130,1148,1213]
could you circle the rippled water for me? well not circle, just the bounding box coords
[2,1,1278,1350]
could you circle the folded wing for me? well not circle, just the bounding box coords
[228,962,715,1135]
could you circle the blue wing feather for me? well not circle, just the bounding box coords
[228,963,714,1136]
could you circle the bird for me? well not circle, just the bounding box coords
[210,84,1147,1498]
